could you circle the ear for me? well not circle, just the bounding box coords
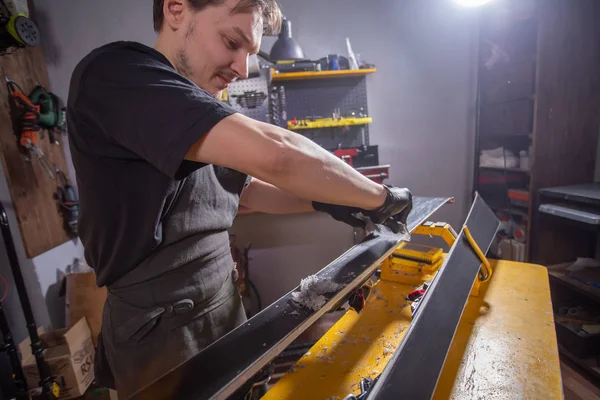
[163,0,186,31]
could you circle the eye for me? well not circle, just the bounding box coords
[225,37,239,50]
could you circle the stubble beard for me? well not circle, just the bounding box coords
[175,19,196,81]
[174,18,221,98]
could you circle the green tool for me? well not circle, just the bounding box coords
[29,85,66,144]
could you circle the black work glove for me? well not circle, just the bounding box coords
[312,186,413,233]
[364,186,413,230]
[312,202,366,229]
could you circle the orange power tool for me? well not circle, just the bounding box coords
[5,78,55,180]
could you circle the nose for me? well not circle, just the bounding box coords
[231,53,249,80]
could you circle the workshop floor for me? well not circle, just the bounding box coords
[561,360,600,399]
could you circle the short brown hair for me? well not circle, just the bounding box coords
[153,0,282,35]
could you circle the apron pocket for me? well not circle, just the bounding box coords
[109,297,165,345]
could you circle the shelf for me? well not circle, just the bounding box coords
[547,263,600,303]
[288,117,372,131]
[271,68,376,81]
[559,345,600,382]
[489,205,529,218]
[480,133,533,140]
[539,204,600,226]
[479,166,530,173]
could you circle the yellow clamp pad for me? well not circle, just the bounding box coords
[413,222,457,247]
[463,226,492,282]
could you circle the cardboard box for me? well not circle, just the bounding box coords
[19,318,95,399]
[65,272,107,347]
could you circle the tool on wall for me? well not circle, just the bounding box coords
[278,86,287,122]
[232,90,267,109]
[29,85,66,145]
[54,169,79,236]
[0,202,59,399]
[5,78,55,180]
[268,86,280,126]
[0,1,40,56]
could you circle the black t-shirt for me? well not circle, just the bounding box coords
[68,41,248,287]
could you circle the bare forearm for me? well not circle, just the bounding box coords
[254,122,386,209]
[240,178,314,214]
[186,114,386,209]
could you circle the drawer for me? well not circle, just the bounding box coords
[481,60,535,103]
[480,99,533,137]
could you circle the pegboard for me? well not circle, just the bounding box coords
[300,126,368,150]
[274,77,370,150]
[227,73,269,123]
[282,77,369,119]
[229,73,372,151]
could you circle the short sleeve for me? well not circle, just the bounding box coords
[75,47,236,179]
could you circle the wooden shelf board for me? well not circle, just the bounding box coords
[558,345,600,381]
[547,263,600,303]
[271,68,376,81]
[480,133,533,140]
[489,205,529,218]
[479,166,531,173]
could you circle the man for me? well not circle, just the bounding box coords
[67,0,412,397]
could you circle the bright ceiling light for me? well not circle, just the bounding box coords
[453,0,494,7]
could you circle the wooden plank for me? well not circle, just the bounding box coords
[0,44,70,257]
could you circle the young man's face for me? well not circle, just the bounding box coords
[173,0,263,97]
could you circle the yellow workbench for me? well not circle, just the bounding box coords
[263,259,562,399]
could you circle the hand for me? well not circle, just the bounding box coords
[364,186,413,232]
[312,186,413,233]
[312,202,366,229]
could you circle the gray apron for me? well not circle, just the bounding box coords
[93,164,250,398]
[96,251,246,398]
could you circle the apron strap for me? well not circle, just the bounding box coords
[116,299,195,342]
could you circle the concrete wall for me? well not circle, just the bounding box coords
[1,0,478,339]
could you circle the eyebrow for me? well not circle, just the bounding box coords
[233,27,259,54]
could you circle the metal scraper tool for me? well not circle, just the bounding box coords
[358,212,412,243]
